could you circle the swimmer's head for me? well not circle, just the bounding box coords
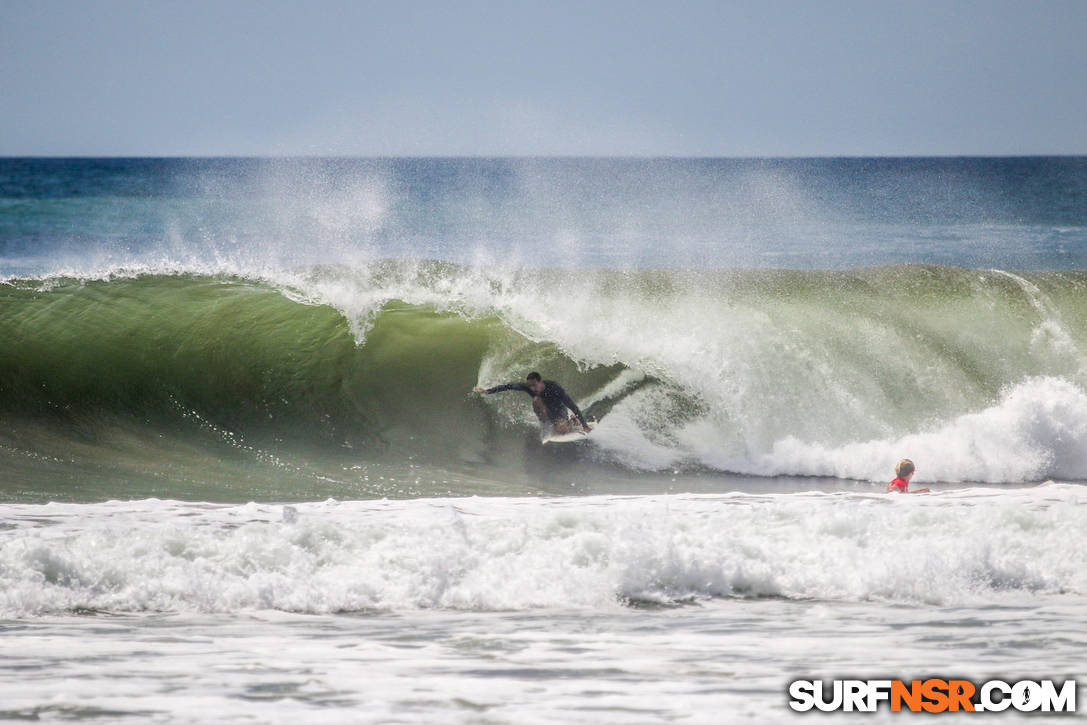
[895,459,915,479]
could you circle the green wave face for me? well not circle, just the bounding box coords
[3,263,1087,501]
[0,270,626,500]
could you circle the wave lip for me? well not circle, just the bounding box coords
[2,489,1085,617]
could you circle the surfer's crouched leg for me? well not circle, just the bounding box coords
[532,397,549,424]
[534,397,575,434]
[552,417,576,434]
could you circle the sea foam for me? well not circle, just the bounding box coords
[2,488,1084,617]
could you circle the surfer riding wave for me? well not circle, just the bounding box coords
[474,372,591,436]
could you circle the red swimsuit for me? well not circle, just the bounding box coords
[888,477,909,493]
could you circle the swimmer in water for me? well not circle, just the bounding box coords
[887,458,930,493]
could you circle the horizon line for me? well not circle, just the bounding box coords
[2,153,1086,161]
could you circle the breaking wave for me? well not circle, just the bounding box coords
[2,260,1087,485]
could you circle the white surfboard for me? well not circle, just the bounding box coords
[541,422,595,445]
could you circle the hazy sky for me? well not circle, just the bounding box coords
[2,0,1085,156]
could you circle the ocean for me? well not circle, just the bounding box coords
[1,157,1085,721]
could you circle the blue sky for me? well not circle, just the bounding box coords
[2,0,1085,156]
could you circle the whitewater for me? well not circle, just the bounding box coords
[1,157,1086,721]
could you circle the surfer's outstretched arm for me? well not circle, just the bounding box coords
[474,383,532,395]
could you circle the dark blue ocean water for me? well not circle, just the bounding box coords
[1,157,1085,275]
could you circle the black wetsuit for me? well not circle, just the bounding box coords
[485,380,589,428]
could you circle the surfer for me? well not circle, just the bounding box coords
[474,372,591,435]
[886,459,930,493]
